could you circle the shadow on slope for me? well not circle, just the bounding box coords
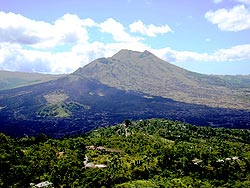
[0,75,249,138]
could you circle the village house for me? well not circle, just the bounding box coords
[30,181,53,188]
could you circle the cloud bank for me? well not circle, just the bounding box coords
[205,5,250,31]
[0,12,250,74]
[129,20,173,37]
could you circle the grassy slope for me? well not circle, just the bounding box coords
[0,70,65,90]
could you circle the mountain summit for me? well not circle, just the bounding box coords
[75,49,250,109]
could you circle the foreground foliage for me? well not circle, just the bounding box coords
[0,119,250,187]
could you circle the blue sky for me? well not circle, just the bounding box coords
[0,0,250,75]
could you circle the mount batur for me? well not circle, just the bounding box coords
[0,49,249,137]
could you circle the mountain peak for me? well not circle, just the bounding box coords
[111,49,157,61]
[111,49,141,59]
[140,50,154,58]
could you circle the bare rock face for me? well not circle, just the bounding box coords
[75,49,250,110]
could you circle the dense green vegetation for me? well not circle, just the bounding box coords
[37,102,90,118]
[1,119,250,187]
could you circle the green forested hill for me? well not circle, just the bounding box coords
[1,119,250,187]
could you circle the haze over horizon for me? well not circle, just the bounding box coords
[0,0,250,75]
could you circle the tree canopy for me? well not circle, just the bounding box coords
[0,119,249,187]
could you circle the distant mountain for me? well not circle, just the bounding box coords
[0,70,64,90]
[0,50,249,137]
[75,49,250,109]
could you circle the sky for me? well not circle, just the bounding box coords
[0,0,250,75]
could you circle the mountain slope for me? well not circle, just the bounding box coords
[0,70,64,90]
[74,49,250,109]
[0,74,249,137]
[0,50,249,137]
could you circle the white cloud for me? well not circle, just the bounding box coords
[0,12,249,75]
[0,12,96,49]
[98,18,141,42]
[51,14,90,45]
[205,5,250,31]
[0,43,51,72]
[153,48,210,63]
[82,18,97,27]
[213,44,250,61]
[0,42,87,74]
[129,20,173,37]
[154,44,250,63]
[0,12,52,45]
[1,41,250,74]
[0,13,150,74]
